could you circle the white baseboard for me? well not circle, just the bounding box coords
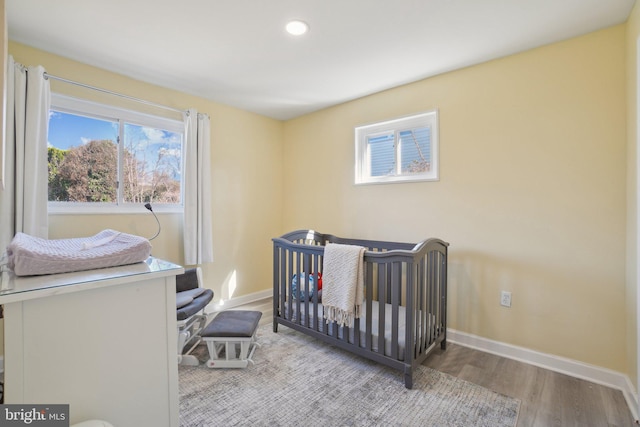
[447,328,639,422]
[205,289,272,314]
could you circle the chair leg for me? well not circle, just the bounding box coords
[177,329,191,357]
[177,313,212,366]
[179,354,200,366]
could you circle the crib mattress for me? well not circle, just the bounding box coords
[284,301,436,361]
[7,229,152,276]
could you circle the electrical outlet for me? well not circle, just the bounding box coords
[500,291,512,308]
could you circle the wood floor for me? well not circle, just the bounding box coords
[422,343,636,426]
[246,299,634,425]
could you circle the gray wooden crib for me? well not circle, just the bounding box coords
[272,230,449,389]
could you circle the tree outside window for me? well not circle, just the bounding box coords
[47,95,184,211]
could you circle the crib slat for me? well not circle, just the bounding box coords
[311,254,320,331]
[390,262,400,360]
[278,246,288,325]
[440,251,448,348]
[288,249,295,323]
[273,244,280,332]
[377,262,386,356]
[365,262,374,351]
[303,253,310,328]
[405,259,414,364]
[426,251,432,346]
[428,255,433,348]
[418,257,426,354]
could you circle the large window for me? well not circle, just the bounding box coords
[48,94,184,212]
[355,110,439,184]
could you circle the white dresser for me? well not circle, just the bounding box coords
[0,258,183,427]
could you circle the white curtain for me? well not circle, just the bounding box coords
[183,109,213,265]
[0,56,50,252]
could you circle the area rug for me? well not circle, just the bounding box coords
[179,324,520,427]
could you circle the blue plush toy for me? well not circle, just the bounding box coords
[291,272,316,301]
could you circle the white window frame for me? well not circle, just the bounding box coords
[48,94,185,214]
[355,110,439,185]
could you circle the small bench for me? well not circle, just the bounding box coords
[201,310,262,368]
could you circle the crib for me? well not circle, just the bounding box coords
[272,230,449,389]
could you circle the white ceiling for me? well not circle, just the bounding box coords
[6,0,636,120]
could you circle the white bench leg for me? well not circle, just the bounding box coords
[203,334,259,369]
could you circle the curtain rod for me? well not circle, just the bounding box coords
[43,72,187,115]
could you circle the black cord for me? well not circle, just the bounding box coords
[144,203,161,241]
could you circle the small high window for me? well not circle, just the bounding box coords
[355,110,439,184]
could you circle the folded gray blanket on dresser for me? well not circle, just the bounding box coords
[7,229,151,276]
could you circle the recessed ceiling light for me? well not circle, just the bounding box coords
[286,20,309,36]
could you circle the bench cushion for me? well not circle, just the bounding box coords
[202,310,262,338]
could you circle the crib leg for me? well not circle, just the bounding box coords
[404,372,413,389]
[403,365,414,389]
[273,321,278,333]
[441,339,447,351]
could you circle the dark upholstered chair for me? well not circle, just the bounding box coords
[176,267,214,365]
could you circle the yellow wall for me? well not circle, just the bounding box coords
[627,2,640,390]
[9,41,284,303]
[283,26,628,372]
[4,22,633,378]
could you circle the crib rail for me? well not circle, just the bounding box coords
[272,230,449,389]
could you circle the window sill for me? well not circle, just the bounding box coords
[355,175,440,185]
[47,204,184,215]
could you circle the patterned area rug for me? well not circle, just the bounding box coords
[179,324,520,427]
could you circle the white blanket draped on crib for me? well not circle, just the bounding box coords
[322,242,365,327]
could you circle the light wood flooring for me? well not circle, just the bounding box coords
[242,299,635,425]
[423,343,636,426]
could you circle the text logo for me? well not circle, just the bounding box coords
[0,405,69,426]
